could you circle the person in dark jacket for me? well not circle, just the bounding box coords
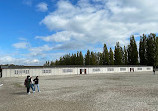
[24,75,31,94]
[33,76,40,92]
[153,69,155,75]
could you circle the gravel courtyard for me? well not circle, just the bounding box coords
[0,72,158,111]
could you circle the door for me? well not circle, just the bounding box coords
[132,68,134,72]
[0,69,2,78]
[130,68,134,72]
[80,69,82,74]
[84,69,86,74]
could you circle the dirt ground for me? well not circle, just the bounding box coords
[0,72,158,111]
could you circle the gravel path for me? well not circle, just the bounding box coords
[0,72,158,111]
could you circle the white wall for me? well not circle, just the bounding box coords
[1,66,153,77]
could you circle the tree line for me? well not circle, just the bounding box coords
[44,33,158,67]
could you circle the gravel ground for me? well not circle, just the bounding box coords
[0,72,158,111]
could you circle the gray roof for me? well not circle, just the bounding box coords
[0,65,151,69]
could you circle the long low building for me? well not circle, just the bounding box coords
[0,65,153,78]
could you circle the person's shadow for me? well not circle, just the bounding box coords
[11,92,27,95]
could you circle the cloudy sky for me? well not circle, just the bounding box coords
[0,0,158,65]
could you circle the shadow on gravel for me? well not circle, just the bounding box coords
[11,92,26,95]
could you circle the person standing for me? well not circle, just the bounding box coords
[24,75,31,94]
[30,77,35,93]
[153,69,155,75]
[33,76,40,92]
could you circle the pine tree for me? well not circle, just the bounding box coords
[79,51,84,65]
[59,57,64,65]
[44,61,50,66]
[124,46,128,65]
[95,52,99,65]
[97,52,103,65]
[109,48,114,65]
[70,54,74,65]
[127,35,138,65]
[50,61,54,66]
[47,61,50,66]
[139,34,147,65]
[64,54,71,65]
[43,61,47,66]
[146,33,156,66]
[114,42,122,65]
[76,52,80,65]
[102,44,109,65]
[90,51,97,65]
[120,47,124,64]
[55,60,59,65]
[74,54,77,65]
[99,53,103,65]
[155,37,158,67]
[85,50,90,65]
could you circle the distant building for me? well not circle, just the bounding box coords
[0,65,153,78]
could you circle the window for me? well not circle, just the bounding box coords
[15,70,29,74]
[15,70,17,74]
[147,68,151,70]
[120,68,126,71]
[26,70,29,74]
[93,68,100,72]
[107,68,114,71]
[63,69,73,73]
[42,70,51,73]
[137,68,142,70]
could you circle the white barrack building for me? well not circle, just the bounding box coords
[0,65,153,78]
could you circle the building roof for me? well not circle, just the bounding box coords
[0,65,152,69]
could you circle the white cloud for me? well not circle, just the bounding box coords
[29,45,53,52]
[36,31,84,42]
[18,37,27,41]
[37,2,48,12]
[23,0,32,6]
[40,0,158,49]
[9,0,158,66]
[25,59,39,64]
[39,52,67,61]
[28,45,53,57]
[53,41,87,50]
[0,56,41,66]
[13,42,28,49]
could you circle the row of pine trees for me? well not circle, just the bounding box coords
[44,33,158,67]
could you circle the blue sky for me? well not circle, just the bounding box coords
[0,0,158,65]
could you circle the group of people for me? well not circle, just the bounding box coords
[24,76,40,94]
